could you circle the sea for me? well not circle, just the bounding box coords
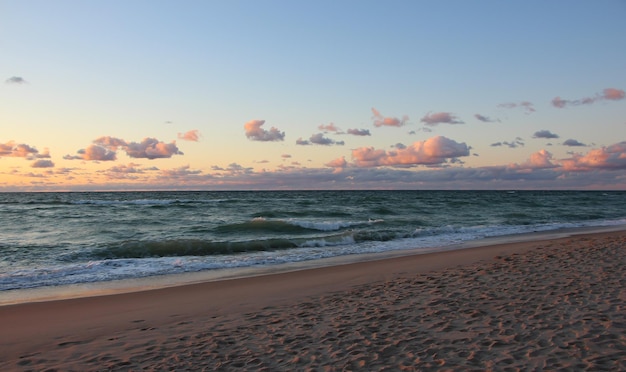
[1,190,625,297]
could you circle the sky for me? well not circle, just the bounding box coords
[2,0,626,191]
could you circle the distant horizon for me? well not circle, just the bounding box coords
[2,1,625,191]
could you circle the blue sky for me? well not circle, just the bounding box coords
[2,0,626,190]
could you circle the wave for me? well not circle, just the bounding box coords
[215,217,383,235]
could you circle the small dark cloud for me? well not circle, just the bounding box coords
[304,133,344,146]
[347,128,371,136]
[562,139,587,147]
[532,130,559,139]
[5,76,27,84]
[474,114,500,123]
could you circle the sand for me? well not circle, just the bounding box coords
[1,229,625,371]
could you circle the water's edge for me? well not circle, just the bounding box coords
[3,224,624,307]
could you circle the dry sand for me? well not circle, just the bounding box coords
[1,230,625,371]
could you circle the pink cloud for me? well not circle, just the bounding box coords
[421,112,464,126]
[561,141,626,171]
[0,141,45,159]
[178,129,201,142]
[65,144,117,161]
[65,137,182,161]
[603,88,625,101]
[509,150,558,170]
[318,123,341,132]
[551,88,625,108]
[94,136,127,150]
[124,138,182,159]
[371,108,409,127]
[244,120,285,141]
[351,136,470,168]
[325,156,347,169]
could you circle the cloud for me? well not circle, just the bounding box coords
[296,138,310,145]
[178,129,201,142]
[326,156,347,169]
[296,133,344,146]
[244,120,285,141]
[65,136,182,161]
[420,112,464,126]
[371,108,409,127]
[562,139,586,147]
[533,130,559,139]
[31,159,55,168]
[491,137,525,148]
[551,88,625,108]
[124,138,183,159]
[5,76,27,84]
[0,141,47,159]
[474,114,500,123]
[561,141,626,171]
[603,88,625,101]
[498,101,535,114]
[159,165,204,178]
[509,150,558,170]
[318,123,341,132]
[65,144,118,161]
[350,136,470,168]
[347,128,371,136]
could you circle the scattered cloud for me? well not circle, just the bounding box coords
[561,141,626,171]
[562,139,587,147]
[65,136,183,161]
[0,141,48,159]
[281,154,292,159]
[318,123,341,132]
[5,76,27,84]
[474,114,500,123]
[498,101,535,114]
[371,108,409,127]
[552,88,625,108]
[509,150,558,170]
[533,130,559,139]
[491,137,525,148]
[64,144,118,161]
[31,159,55,168]
[347,128,371,136]
[244,120,285,141]
[420,112,464,126]
[178,129,201,142]
[297,133,344,146]
[325,156,347,172]
[121,138,183,159]
[350,136,470,168]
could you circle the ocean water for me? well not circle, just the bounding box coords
[1,190,625,293]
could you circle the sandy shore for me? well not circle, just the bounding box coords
[1,230,625,371]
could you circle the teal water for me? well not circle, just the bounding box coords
[1,190,625,291]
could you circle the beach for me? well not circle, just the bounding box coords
[1,229,625,371]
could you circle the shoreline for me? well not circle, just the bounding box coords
[1,228,625,370]
[2,224,625,307]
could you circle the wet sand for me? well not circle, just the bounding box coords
[1,230,625,371]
